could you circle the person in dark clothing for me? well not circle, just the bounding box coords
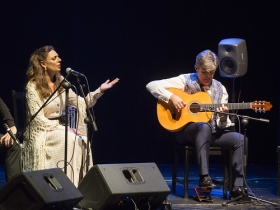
[0,97,22,182]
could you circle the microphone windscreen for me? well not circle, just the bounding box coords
[66,67,72,74]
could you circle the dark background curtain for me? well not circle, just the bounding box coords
[0,1,279,165]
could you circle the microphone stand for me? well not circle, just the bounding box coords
[210,111,278,206]
[62,80,71,174]
[75,76,98,173]
[17,75,71,173]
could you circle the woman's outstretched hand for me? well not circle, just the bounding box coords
[100,78,119,92]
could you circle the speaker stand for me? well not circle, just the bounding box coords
[222,187,277,206]
[229,78,237,132]
[222,117,277,207]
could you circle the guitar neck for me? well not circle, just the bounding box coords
[201,102,252,111]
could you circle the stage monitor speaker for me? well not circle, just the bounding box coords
[78,162,170,210]
[0,168,83,210]
[218,38,248,78]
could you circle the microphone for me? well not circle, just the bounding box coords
[3,123,21,146]
[66,67,85,77]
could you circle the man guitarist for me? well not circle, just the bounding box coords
[146,49,245,199]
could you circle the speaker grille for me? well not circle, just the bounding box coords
[219,57,237,75]
[218,38,248,78]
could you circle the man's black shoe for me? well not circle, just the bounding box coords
[230,187,249,200]
[199,176,216,188]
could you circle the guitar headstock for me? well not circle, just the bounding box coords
[252,101,272,113]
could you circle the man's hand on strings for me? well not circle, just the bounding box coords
[217,104,228,121]
[170,94,186,110]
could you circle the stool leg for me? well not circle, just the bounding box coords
[172,147,179,194]
[184,149,189,199]
[229,149,233,192]
[223,150,229,199]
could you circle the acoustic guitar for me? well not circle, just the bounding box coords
[157,88,272,132]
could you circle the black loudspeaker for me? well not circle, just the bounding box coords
[78,162,170,210]
[218,38,248,78]
[0,168,83,210]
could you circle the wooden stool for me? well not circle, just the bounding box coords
[172,145,233,199]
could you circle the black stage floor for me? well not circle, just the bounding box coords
[1,163,280,210]
[158,163,280,210]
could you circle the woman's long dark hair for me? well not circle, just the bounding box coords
[26,46,63,100]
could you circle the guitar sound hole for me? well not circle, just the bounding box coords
[190,103,201,113]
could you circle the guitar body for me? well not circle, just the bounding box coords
[157,88,213,132]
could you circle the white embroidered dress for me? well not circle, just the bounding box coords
[24,81,103,186]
